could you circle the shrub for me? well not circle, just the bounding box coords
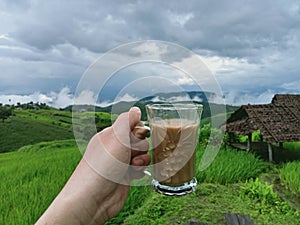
[199,123,224,146]
[241,178,295,215]
[199,123,211,145]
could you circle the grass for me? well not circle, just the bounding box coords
[0,116,74,153]
[280,161,300,196]
[0,140,81,224]
[14,109,73,128]
[106,185,153,225]
[284,142,300,152]
[0,109,113,153]
[122,182,300,225]
[196,146,267,184]
[0,140,299,225]
[0,129,299,224]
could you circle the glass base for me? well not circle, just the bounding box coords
[152,177,197,196]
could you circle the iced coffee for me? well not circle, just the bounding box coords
[146,103,202,196]
[151,119,199,186]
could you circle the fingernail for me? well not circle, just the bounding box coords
[133,158,145,166]
[130,107,141,115]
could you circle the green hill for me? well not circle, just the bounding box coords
[65,101,238,122]
[0,116,73,153]
[0,109,113,153]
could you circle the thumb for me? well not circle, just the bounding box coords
[111,107,141,149]
[128,107,142,130]
[112,107,141,133]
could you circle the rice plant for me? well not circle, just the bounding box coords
[280,161,300,195]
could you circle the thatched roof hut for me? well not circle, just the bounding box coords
[272,94,300,106]
[223,94,300,161]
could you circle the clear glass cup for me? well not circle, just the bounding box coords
[145,103,203,196]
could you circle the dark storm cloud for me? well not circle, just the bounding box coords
[8,0,298,56]
[0,0,299,105]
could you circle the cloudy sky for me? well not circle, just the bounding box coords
[0,0,299,107]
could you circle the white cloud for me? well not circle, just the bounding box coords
[0,0,299,106]
[0,92,54,106]
[150,94,202,103]
[177,76,194,85]
[49,87,74,108]
[192,95,203,102]
[280,80,300,91]
[0,93,42,105]
[98,93,139,107]
[0,34,10,40]
[73,89,97,106]
[167,11,194,27]
[151,94,193,103]
[1,87,87,109]
[224,90,276,106]
[0,86,144,109]
[199,54,254,75]
[114,93,138,102]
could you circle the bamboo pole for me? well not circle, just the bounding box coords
[268,143,273,162]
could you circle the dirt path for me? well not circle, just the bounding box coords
[263,173,300,211]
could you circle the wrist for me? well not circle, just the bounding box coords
[63,159,115,224]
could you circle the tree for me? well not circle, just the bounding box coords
[0,106,12,122]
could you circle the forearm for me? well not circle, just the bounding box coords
[36,159,115,225]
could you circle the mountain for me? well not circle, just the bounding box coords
[65,91,238,122]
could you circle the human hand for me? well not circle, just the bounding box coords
[84,106,150,183]
[36,107,150,225]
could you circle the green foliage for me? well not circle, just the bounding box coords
[0,140,299,225]
[123,182,300,225]
[0,112,299,225]
[14,102,51,110]
[236,130,262,143]
[0,140,81,224]
[199,123,212,144]
[196,146,267,184]
[0,105,12,122]
[95,112,115,131]
[72,111,114,141]
[15,110,72,128]
[106,186,152,225]
[0,115,74,153]
[0,109,113,153]
[241,178,298,216]
[198,123,225,147]
[18,139,77,153]
[284,142,300,152]
[280,161,300,195]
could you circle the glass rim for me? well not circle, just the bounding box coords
[146,103,203,110]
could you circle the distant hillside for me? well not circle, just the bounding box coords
[1,91,238,152]
[0,109,112,153]
[67,101,237,122]
[0,110,73,153]
[65,91,238,122]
